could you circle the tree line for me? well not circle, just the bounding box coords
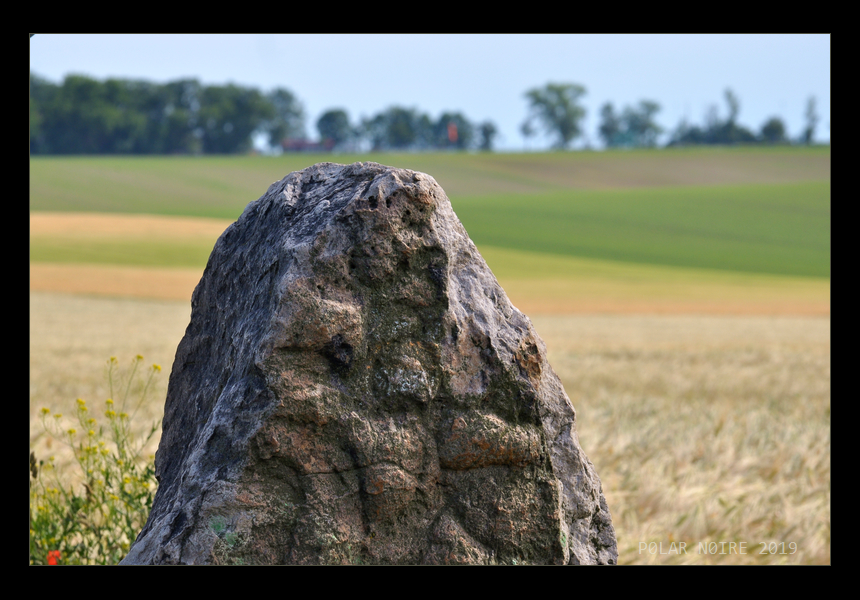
[523,83,821,149]
[29,72,822,155]
[29,72,497,155]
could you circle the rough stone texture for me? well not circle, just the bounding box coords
[121,162,617,565]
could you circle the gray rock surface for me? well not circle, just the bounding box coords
[121,162,617,565]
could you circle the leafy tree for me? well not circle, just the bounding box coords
[802,96,818,145]
[151,79,203,154]
[599,101,662,148]
[478,121,498,151]
[359,107,434,151]
[359,113,389,151]
[38,74,148,154]
[520,120,535,151]
[667,118,705,146]
[316,109,353,147]
[716,88,756,144]
[29,72,55,153]
[724,88,740,126]
[433,112,474,150]
[759,117,788,144]
[523,83,587,149]
[198,84,273,154]
[624,101,663,147]
[29,72,305,155]
[388,107,432,149]
[598,103,622,147]
[263,88,306,147]
[666,89,755,146]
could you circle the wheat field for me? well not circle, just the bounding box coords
[29,291,829,564]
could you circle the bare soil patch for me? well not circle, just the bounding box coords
[30,211,232,239]
[30,262,830,316]
[30,263,202,301]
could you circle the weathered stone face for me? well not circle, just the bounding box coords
[121,162,617,565]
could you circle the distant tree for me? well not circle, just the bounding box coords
[198,84,273,153]
[520,119,535,151]
[28,72,307,155]
[624,100,663,147]
[704,104,721,134]
[316,109,353,148]
[600,100,662,148]
[29,72,54,153]
[759,116,788,144]
[433,112,474,150]
[153,79,203,154]
[387,107,426,149]
[263,88,305,147]
[667,117,707,146]
[523,83,587,150]
[37,74,150,154]
[359,106,434,151]
[478,121,498,151]
[724,89,740,127]
[359,113,389,151]
[598,103,622,147]
[666,89,755,146]
[802,96,818,145]
[717,88,756,144]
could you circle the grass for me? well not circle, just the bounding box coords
[30,149,830,280]
[31,180,831,278]
[455,182,830,278]
[29,146,831,217]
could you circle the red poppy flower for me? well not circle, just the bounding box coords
[47,550,61,565]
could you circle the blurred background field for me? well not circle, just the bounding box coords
[29,147,829,564]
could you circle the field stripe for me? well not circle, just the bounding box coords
[30,263,202,301]
[30,259,829,316]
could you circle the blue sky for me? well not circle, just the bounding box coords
[29,34,830,151]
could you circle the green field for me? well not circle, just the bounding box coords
[30,147,830,281]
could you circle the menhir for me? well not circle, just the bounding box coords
[121,162,617,565]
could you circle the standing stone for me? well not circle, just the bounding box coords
[121,162,617,565]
